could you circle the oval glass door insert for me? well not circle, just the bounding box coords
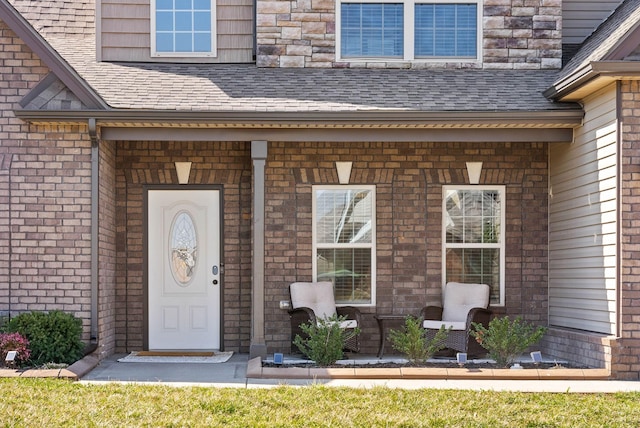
[169,211,198,285]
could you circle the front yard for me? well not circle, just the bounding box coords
[1,379,639,426]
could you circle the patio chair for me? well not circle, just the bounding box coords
[288,281,361,353]
[420,282,492,357]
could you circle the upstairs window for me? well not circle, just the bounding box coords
[337,0,481,62]
[151,0,216,57]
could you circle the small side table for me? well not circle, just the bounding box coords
[374,315,406,358]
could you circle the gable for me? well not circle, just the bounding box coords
[0,0,107,110]
[19,73,90,111]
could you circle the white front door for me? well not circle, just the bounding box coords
[147,189,221,350]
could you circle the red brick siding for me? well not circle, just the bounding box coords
[0,22,95,342]
[97,140,117,358]
[264,141,549,355]
[114,141,253,353]
[616,80,640,380]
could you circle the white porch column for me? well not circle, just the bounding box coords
[250,140,268,359]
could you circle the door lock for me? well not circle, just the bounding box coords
[212,279,218,285]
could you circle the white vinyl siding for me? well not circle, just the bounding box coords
[548,84,618,335]
[562,0,622,45]
[98,0,253,63]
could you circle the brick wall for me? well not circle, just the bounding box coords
[615,80,640,380]
[0,22,96,343]
[263,141,549,355]
[114,141,253,353]
[541,328,611,369]
[97,140,117,358]
[256,0,562,69]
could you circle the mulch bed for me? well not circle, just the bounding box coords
[263,361,589,370]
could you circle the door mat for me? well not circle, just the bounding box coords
[118,351,233,364]
[137,351,215,357]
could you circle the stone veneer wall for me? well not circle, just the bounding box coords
[114,141,253,353]
[256,0,562,68]
[0,22,97,343]
[263,141,549,355]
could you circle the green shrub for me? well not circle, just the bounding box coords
[7,311,84,366]
[293,314,360,366]
[471,316,547,367]
[388,316,450,364]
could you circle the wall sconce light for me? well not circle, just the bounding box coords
[466,162,483,185]
[335,161,353,185]
[175,162,192,185]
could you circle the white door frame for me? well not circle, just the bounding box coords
[144,185,224,351]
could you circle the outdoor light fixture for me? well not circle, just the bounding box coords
[530,351,542,364]
[335,161,353,184]
[175,161,192,185]
[456,352,467,366]
[466,162,483,184]
[279,300,291,310]
[5,350,17,366]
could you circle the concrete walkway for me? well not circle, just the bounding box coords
[74,353,640,393]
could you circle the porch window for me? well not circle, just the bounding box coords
[313,185,376,306]
[151,0,217,57]
[337,0,481,61]
[443,186,505,305]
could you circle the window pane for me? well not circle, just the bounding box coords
[445,189,501,244]
[157,0,173,9]
[170,211,198,285]
[315,189,373,244]
[194,33,212,52]
[175,11,192,31]
[341,3,403,57]
[156,11,174,31]
[175,33,193,51]
[317,248,372,304]
[175,0,192,10]
[194,11,211,31]
[415,3,477,58]
[156,33,174,51]
[194,0,210,8]
[446,248,500,304]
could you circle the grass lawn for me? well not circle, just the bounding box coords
[1,379,639,427]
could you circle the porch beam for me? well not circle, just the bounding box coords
[250,141,268,359]
[98,127,575,143]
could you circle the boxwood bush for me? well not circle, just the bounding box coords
[6,310,84,366]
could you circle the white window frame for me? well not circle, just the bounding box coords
[312,185,377,307]
[442,185,505,306]
[150,0,217,58]
[335,0,482,63]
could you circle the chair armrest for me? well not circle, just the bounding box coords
[420,306,443,321]
[336,306,362,325]
[288,307,317,326]
[465,307,492,330]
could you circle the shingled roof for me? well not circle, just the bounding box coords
[6,0,579,118]
[558,0,640,83]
